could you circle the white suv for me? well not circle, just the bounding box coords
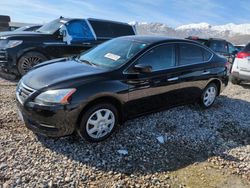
[231,43,250,84]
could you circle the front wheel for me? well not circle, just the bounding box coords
[17,52,47,76]
[77,103,119,142]
[200,83,218,108]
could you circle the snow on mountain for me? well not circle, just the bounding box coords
[213,23,250,35]
[177,22,250,35]
[176,23,212,30]
[130,21,250,44]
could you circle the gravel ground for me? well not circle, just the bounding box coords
[0,76,250,188]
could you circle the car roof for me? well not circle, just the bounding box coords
[59,17,131,26]
[188,36,227,42]
[118,35,202,45]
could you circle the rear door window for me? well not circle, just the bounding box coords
[179,43,204,66]
[136,44,176,71]
[209,41,228,53]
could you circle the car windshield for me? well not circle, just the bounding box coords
[78,38,148,69]
[37,19,65,34]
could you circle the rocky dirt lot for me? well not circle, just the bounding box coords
[0,76,249,188]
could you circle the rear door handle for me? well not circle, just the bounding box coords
[167,77,179,81]
[201,71,210,75]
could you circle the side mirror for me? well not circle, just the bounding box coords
[59,30,66,37]
[134,64,152,73]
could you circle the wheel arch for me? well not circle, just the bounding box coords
[206,78,222,95]
[76,95,124,129]
[17,48,50,63]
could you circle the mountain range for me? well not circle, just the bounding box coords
[131,22,250,45]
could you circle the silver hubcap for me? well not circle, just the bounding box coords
[86,109,115,139]
[21,56,42,73]
[203,86,216,106]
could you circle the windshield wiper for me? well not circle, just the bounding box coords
[75,57,96,66]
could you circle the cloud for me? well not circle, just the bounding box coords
[0,0,249,26]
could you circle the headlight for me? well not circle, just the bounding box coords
[0,40,23,49]
[0,40,8,48]
[6,40,23,48]
[34,88,76,104]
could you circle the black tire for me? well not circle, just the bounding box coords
[17,52,47,76]
[200,83,218,109]
[77,103,119,142]
[231,77,241,85]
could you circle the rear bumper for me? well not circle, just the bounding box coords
[231,71,250,81]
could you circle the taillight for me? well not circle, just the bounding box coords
[236,52,250,59]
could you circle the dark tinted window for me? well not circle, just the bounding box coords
[179,43,203,65]
[137,44,175,71]
[209,41,228,53]
[243,43,250,52]
[88,20,135,38]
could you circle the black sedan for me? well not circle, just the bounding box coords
[16,36,229,142]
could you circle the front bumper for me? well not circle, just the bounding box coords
[16,100,80,138]
[0,49,19,74]
[0,50,8,67]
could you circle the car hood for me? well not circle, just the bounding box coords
[0,31,50,38]
[22,59,107,90]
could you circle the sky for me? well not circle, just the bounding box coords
[0,0,249,27]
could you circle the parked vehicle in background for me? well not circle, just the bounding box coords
[16,36,229,142]
[14,25,42,32]
[0,17,136,76]
[234,45,245,52]
[187,36,238,65]
[0,15,10,32]
[0,25,42,37]
[231,43,250,84]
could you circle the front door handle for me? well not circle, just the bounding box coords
[201,71,210,75]
[167,77,179,81]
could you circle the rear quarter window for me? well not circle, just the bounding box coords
[203,49,213,61]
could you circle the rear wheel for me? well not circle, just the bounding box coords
[231,77,241,85]
[200,83,218,108]
[17,52,47,76]
[77,103,119,142]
